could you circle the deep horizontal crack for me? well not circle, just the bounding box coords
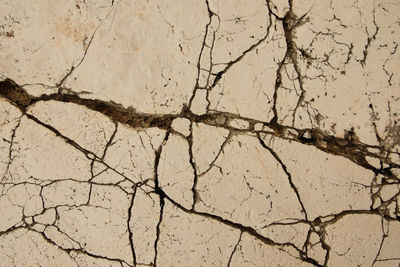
[0,78,398,181]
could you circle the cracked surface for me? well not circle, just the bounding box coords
[1,0,400,266]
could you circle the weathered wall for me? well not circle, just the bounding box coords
[0,0,399,266]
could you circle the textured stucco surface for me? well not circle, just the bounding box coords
[0,0,400,266]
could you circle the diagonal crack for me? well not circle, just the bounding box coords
[257,132,309,220]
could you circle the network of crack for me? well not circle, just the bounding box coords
[0,0,399,266]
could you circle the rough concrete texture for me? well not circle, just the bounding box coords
[0,0,399,266]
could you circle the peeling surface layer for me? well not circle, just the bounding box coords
[0,0,399,266]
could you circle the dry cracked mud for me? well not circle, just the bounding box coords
[0,0,399,266]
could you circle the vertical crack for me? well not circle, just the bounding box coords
[187,0,214,110]
[1,116,22,183]
[227,231,243,266]
[188,122,199,209]
[128,185,138,266]
[152,131,170,266]
[269,0,311,126]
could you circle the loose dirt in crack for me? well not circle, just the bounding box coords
[0,78,398,181]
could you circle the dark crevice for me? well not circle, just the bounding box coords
[1,78,398,175]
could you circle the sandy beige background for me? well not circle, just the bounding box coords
[0,0,399,266]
